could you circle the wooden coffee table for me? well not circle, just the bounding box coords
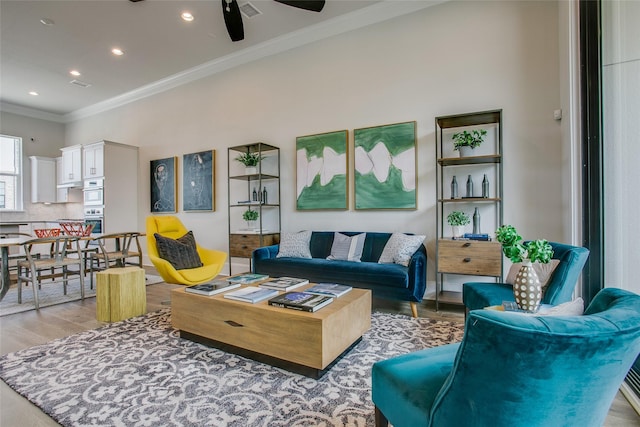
[171,284,371,378]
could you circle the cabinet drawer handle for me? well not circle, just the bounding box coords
[463,242,471,247]
[225,320,244,327]
[241,245,248,249]
[241,235,248,238]
[463,257,472,263]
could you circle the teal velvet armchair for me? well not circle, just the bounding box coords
[372,288,640,427]
[463,242,589,312]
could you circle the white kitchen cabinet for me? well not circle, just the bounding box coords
[55,157,69,202]
[83,142,105,179]
[29,156,56,203]
[59,145,82,186]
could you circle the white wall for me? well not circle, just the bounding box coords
[9,1,565,275]
[0,111,81,223]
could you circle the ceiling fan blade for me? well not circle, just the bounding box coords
[273,0,325,13]
[222,0,244,42]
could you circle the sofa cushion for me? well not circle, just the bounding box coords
[154,230,203,270]
[276,231,312,258]
[327,232,366,262]
[378,233,426,266]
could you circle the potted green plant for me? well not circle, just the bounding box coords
[495,224,554,311]
[452,129,487,157]
[242,208,259,229]
[447,211,470,238]
[235,152,264,174]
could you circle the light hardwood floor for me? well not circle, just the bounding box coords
[1,280,638,426]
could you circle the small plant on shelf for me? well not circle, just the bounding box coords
[447,211,470,226]
[235,152,264,167]
[242,208,259,222]
[495,225,553,263]
[452,129,487,151]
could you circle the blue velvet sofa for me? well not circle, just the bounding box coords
[372,287,640,427]
[252,231,427,317]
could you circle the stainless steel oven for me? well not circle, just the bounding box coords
[83,178,104,206]
[84,207,104,235]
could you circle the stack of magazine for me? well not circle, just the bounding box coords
[223,286,278,303]
[268,292,333,312]
[185,280,241,296]
[226,273,269,285]
[259,277,309,292]
[305,283,352,298]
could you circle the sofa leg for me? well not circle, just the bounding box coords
[375,406,389,427]
[410,301,418,318]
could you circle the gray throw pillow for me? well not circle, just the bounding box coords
[327,232,366,262]
[155,230,203,270]
[276,231,312,258]
[378,232,425,267]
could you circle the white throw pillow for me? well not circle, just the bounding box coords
[537,298,584,316]
[506,259,560,291]
[378,233,425,267]
[276,231,312,258]
[327,232,366,262]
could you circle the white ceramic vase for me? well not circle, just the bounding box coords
[245,166,257,175]
[458,146,475,157]
[451,225,465,238]
[513,259,542,312]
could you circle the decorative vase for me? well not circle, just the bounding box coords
[513,260,542,312]
[245,166,257,175]
[246,220,257,230]
[451,225,465,238]
[459,146,474,157]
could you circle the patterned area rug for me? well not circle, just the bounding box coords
[0,274,164,316]
[0,309,463,427]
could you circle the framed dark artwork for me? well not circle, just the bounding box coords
[296,130,348,210]
[354,121,417,210]
[182,150,215,212]
[150,157,177,213]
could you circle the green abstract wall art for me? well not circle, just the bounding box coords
[296,130,348,210]
[354,121,417,210]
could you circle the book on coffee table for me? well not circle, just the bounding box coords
[259,277,309,292]
[305,283,352,298]
[185,280,241,296]
[223,286,279,303]
[226,273,269,285]
[268,292,333,312]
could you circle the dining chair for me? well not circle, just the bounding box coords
[16,236,85,309]
[88,232,143,289]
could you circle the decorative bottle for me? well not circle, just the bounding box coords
[466,175,473,198]
[451,176,458,199]
[482,174,489,198]
[252,187,258,202]
[473,207,481,234]
[262,187,268,204]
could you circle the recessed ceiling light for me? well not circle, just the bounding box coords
[181,12,194,22]
[111,48,124,56]
[29,91,39,96]
[70,70,81,77]
[39,18,54,26]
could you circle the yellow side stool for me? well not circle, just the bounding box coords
[96,266,146,322]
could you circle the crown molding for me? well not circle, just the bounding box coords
[0,101,66,123]
[10,0,444,123]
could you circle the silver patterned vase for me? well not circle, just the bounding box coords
[513,260,542,312]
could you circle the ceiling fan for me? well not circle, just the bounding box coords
[223,0,325,42]
[129,0,325,42]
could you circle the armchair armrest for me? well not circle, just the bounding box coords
[252,244,279,262]
[407,245,428,302]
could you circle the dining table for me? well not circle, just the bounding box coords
[0,236,31,300]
